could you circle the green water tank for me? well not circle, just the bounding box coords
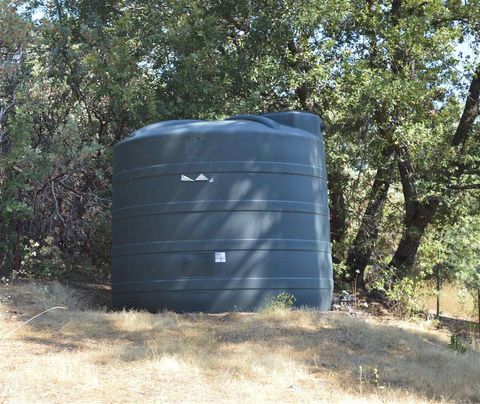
[112,111,333,312]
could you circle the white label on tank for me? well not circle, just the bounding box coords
[181,174,194,181]
[195,173,209,181]
[215,252,226,263]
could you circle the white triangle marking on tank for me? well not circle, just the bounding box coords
[195,173,209,181]
[181,174,194,181]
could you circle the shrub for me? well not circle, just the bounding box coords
[264,292,297,311]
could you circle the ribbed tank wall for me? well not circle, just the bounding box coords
[112,111,333,312]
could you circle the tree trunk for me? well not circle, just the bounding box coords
[389,199,438,278]
[328,170,347,263]
[346,149,395,287]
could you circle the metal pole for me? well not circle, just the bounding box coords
[436,266,440,320]
[476,267,480,331]
[477,288,479,329]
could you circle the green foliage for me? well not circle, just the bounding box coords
[419,215,480,301]
[20,237,68,279]
[358,365,383,390]
[449,335,469,354]
[264,292,297,311]
[385,277,427,317]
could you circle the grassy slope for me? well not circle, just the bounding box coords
[0,282,479,403]
[419,282,477,322]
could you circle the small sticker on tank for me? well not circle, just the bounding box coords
[181,174,194,181]
[215,252,226,263]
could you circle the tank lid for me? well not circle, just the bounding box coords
[225,114,281,129]
[261,111,324,136]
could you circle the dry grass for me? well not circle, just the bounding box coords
[419,282,477,322]
[1,282,479,403]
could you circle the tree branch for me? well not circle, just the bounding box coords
[395,145,418,203]
[451,64,480,148]
[449,183,480,190]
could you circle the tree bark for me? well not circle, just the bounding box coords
[328,170,348,263]
[389,199,438,279]
[346,148,395,287]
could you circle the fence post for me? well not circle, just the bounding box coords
[436,266,441,320]
[476,267,480,330]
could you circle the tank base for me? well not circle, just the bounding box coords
[112,288,333,313]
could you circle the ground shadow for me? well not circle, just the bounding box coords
[3,289,479,403]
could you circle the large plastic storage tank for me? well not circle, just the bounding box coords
[112,111,333,312]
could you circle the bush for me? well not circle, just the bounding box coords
[385,277,427,317]
[264,292,297,311]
